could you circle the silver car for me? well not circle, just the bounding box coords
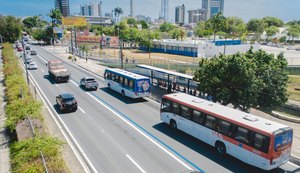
[28,62,38,70]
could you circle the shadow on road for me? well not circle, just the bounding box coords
[152,122,286,173]
[99,87,148,104]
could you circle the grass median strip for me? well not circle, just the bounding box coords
[2,43,69,172]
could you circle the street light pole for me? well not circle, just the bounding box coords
[22,39,30,85]
[148,27,151,59]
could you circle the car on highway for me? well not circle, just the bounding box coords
[28,62,38,70]
[56,93,78,113]
[30,50,37,55]
[80,77,99,91]
[0,45,3,49]
[286,46,295,50]
[17,47,23,52]
[24,55,33,64]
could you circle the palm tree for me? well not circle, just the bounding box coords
[113,7,123,23]
[207,12,228,42]
[49,9,62,26]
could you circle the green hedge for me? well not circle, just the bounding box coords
[2,43,68,172]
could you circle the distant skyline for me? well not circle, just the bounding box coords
[0,0,300,22]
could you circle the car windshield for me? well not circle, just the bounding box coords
[86,78,95,81]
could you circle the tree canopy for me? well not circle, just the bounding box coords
[0,15,23,43]
[194,48,288,110]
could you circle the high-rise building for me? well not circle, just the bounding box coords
[159,0,169,22]
[175,4,185,26]
[80,1,102,17]
[202,0,224,19]
[130,0,134,17]
[55,0,70,17]
[188,9,207,24]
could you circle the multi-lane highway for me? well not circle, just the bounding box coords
[18,45,299,173]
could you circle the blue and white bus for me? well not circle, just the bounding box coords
[104,68,151,98]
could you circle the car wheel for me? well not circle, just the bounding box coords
[170,120,177,130]
[215,141,226,155]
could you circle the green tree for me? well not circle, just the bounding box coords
[169,28,181,40]
[194,21,213,38]
[139,20,149,29]
[159,22,176,32]
[263,16,284,27]
[206,12,228,42]
[227,17,246,39]
[285,24,300,42]
[265,26,279,41]
[194,49,288,110]
[49,9,62,26]
[23,16,40,28]
[0,16,23,43]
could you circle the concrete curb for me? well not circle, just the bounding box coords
[291,155,300,166]
[271,111,300,123]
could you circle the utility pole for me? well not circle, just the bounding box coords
[22,38,30,85]
[148,27,151,59]
[74,26,77,54]
[117,27,123,69]
[70,29,74,54]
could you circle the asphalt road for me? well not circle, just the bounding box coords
[19,45,300,173]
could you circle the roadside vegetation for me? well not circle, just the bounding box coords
[2,43,69,172]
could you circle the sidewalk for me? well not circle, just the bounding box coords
[0,50,11,173]
[43,46,300,165]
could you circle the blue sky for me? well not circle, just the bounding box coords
[0,0,299,22]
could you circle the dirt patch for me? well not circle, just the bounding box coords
[16,118,44,141]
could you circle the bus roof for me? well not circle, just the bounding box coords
[163,93,289,134]
[106,68,150,80]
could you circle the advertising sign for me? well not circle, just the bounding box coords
[62,17,87,27]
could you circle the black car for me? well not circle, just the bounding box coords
[56,93,78,113]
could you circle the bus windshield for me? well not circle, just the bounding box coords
[274,129,293,152]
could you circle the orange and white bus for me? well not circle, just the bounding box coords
[160,93,293,170]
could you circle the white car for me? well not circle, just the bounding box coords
[28,62,38,70]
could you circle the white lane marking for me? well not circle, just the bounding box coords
[126,154,147,173]
[78,106,86,114]
[69,79,193,170]
[18,59,98,173]
[37,54,48,63]
[70,80,79,86]
[41,69,44,73]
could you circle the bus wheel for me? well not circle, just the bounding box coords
[215,141,226,155]
[121,90,125,96]
[170,120,177,130]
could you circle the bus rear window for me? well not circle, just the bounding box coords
[274,129,293,152]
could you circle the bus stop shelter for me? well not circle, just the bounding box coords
[135,64,198,93]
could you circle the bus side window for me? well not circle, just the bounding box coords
[124,78,128,87]
[218,120,232,136]
[181,105,192,120]
[192,110,204,125]
[120,76,124,85]
[234,126,250,145]
[111,73,115,80]
[204,115,216,129]
[161,99,172,112]
[129,80,134,89]
[172,102,181,115]
[115,75,119,83]
[252,133,270,153]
